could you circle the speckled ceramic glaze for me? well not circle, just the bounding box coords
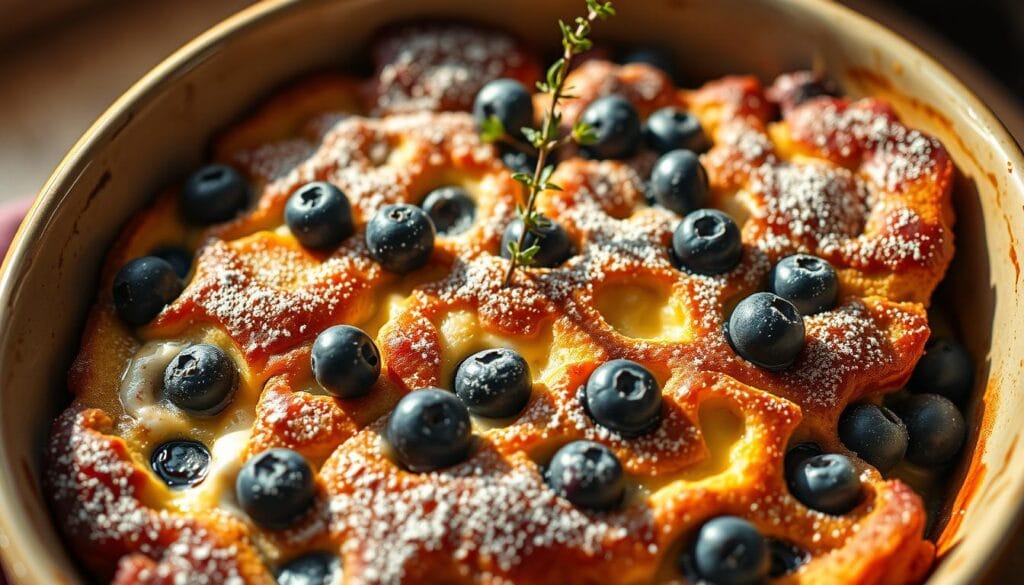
[0,0,1020,582]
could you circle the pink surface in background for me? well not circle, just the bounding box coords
[0,198,34,260]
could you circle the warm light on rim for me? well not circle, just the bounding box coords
[0,0,1020,582]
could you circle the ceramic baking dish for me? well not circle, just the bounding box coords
[0,0,1021,582]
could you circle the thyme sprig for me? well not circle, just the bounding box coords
[481,0,615,287]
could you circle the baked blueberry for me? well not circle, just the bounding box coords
[500,216,575,268]
[908,337,974,404]
[285,181,354,250]
[620,47,675,75]
[365,204,436,274]
[113,256,183,326]
[454,348,532,418]
[150,245,192,279]
[645,108,708,154]
[163,344,238,415]
[180,163,248,224]
[768,254,839,315]
[838,403,908,473]
[386,388,473,472]
[236,448,316,530]
[788,453,861,515]
[311,325,380,399]
[473,78,534,139]
[690,516,770,585]
[276,552,342,585]
[784,442,823,478]
[421,186,476,236]
[896,393,967,467]
[583,359,662,437]
[150,440,210,488]
[671,209,743,275]
[545,440,625,510]
[727,292,805,371]
[579,95,642,160]
[767,539,809,578]
[498,144,538,174]
[649,150,709,216]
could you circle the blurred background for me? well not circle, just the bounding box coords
[0,0,1021,203]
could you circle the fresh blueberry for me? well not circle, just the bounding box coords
[788,453,861,515]
[579,95,642,160]
[767,539,809,578]
[113,256,183,326]
[454,348,532,418]
[421,186,476,236]
[645,108,709,154]
[838,403,908,473]
[285,181,354,250]
[895,393,967,467]
[151,440,210,488]
[784,442,823,478]
[386,388,473,472]
[727,292,805,371]
[649,150,709,216]
[498,144,538,174]
[180,163,248,224]
[500,216,575,268]
[908,337,974,404]
[276,552,342,585]
[365,204,436,274]
[769,254,839,315]
[236,448,316,530]
[671,209,743,275]
[473,79,534,139]
[583,359,662,437]
[690,516,770,585]
[163,344,238,415]
[150,245,193,279]
[545,440,625,510]
[620,47,676,75]
[311,325,380,399]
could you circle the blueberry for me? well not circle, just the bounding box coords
[620,47,676,75]
[180,163,248,224]
[163,344,238,415]
[727,292,805,371]
[690,516,770,585]
[421,186,476,236]
[649,150,709,216]
[895,393,967,467]
[236,448,316,530]
[276,552,342,585]
[671,209,743,275]
[285,181,354,250]
[579,95,642,160]
[545,440,625,510]
[150,246,193,279]
[386,388,473,472]
[365,204,436,274]
[500,216,575,268]
[454,348,532,418]
[473,79,534,139]
[769,254,839,315]
[784,442,823,478]
[645,108,709,154]
[838,403,908,473]
[113,256,183,326]
[583,359,662,437]
[151,440,210,488]
[767,539,809,578]
[311,325,381,399]
[788,453,861,515]
[498,144,538,174]
[908,337,974,404]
